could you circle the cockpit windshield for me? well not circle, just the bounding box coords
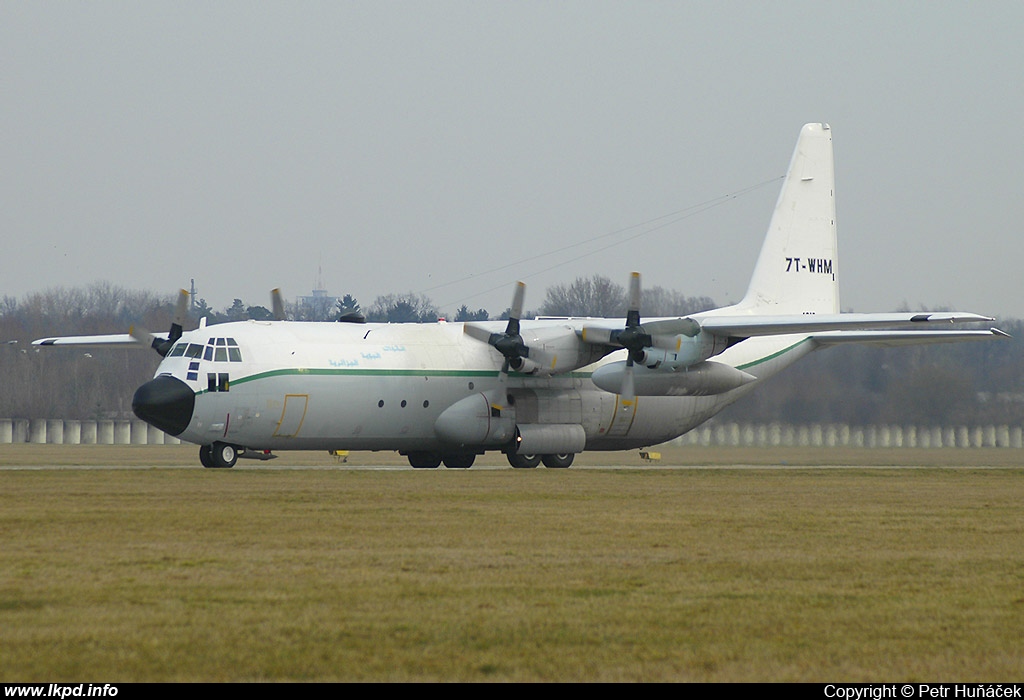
[167,337,243,362]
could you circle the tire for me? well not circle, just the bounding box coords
[209,442,237,469]
[407,451,442,469]
[442,453,476,469]
[507,453,540,469]
[542,453,574,469]
[199,444,215,468]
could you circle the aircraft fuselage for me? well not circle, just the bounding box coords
[134,318,812,457]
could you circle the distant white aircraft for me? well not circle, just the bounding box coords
[34,124,1006,468]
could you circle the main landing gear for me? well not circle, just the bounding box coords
[506,453,574,468]
[200,442,238,469]
[506,453,575,468]
[405,451,477,469]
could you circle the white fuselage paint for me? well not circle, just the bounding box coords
[158,317,816,453]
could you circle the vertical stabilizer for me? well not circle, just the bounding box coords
[735,123,839,314]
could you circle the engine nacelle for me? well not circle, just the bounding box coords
[434,392,516,447]
[517,326,608,375]
[637,331,730,370]
[591,360,757,397]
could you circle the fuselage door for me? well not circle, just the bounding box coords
[274,394,309,437]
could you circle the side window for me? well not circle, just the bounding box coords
[206,372,230,392]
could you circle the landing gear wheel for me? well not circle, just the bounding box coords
[209,442,237,469]
[442,453,476,469]
[407,451,442,469]
[507,453,540,469]
[199,444,214,468]
[542,453,574,469]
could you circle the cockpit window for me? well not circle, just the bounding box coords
[167,342,186,357]
[185,343,204,358]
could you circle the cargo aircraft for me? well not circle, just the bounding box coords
[34,124,1005,468]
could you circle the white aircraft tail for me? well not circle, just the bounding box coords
[732,123,839,315]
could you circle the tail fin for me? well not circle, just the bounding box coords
[735,123,839,314]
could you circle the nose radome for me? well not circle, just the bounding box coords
[132,375,195,436]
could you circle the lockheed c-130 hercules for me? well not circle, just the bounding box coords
[34,124,1006,468]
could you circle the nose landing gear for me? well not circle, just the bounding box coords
[200,442,238,469]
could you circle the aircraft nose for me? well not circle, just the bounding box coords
[132,375,195,436]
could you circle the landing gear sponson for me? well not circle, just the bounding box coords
[404,451,575,469]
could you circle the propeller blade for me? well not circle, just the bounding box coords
[626,271,641,329]
[505,281,525,337]
[621,357,636,406]
[167,289,189,346]
[129,324,157,348]
[463,323,494,344]
[271,288,286,321]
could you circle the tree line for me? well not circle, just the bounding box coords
[1,280,1021,427]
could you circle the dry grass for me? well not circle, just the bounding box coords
[1,445,1023,681]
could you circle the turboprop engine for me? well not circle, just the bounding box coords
[634,330,731,370]
[591,359,756,397]
[514,324,608,375]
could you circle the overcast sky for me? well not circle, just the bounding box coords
[4,2,1023,320]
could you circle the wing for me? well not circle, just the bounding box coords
[695,312,998,338]
[32,333,156,348]
[808,328,1009,347]
[33,288,189,355]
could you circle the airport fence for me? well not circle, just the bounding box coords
[1,418,1022,449]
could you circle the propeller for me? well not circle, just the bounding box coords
[464,282,529,370]
[130,289,190,357]
[463,281,529,410]
[617,273,645,404]
[580,272,702,404]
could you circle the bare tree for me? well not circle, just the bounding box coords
[540,275,626,317]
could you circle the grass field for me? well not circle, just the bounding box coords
[1,444,1022,681]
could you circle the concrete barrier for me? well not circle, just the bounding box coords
[113,421,131,445]
[130,420,149,445]
[46,420,64,445]
[4,417,1023,450]
[64,420,81,445]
